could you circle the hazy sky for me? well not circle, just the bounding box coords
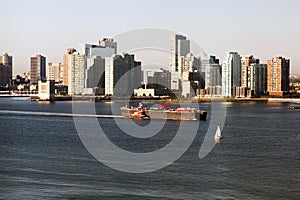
[1,0,300,75]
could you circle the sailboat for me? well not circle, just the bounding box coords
[214,126,223,143]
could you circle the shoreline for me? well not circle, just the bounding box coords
[2,95,300,103]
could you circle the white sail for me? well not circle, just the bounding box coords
[214,126,222,141]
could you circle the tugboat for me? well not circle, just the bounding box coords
[130,103,149,120]
[121,103,207,120]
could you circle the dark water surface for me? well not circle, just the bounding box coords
[0,98,299,199]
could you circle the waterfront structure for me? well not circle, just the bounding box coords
[267,56,290,96]
[62,48,77,86]
[134,88,155,97]
[222,52,242,97]
[247,64,267,97]
[85,38,117,94]
[235,86,247,98]
[38,80,55,101]
[68,52,85,95]
[30,54,46,84]
[241,55,259,88]
[0,52,13,88]
[47,62,63,83]
[105,53,142,96]
[169,34,190,92]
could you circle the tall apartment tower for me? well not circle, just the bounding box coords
[209,55,219,64]
[247,64,267,97]
[241,55,260,88]
[0,52,13,88]
[105,53,142,96]
[169,34,190,91]
[68,52,85,95]
[30,54,46,84]
[222,52,242,97]
[178,53,202,97]
[98,38,117,53]
[2,52,13,67]
[85,38,117,94]
[205,55,221,96]
[146,69,171,90]
[85,38,117,58]
[267,56,290,96]
[206,64,222,96]
[63,48,77,86]
[48,62,63,83]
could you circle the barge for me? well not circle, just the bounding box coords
[121,103,207,120]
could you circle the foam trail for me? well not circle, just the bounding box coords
[0,110,123,118]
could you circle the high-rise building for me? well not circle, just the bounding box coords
[179,53,202,97]
[0,52,13,88]
[241,55,259,88]
[68,52,85,95]
[144,68,171,96]
[98,38,117,53]
[30,54,46,84]
[86,57,106,94]
[47,62,63,83]
[169,34,189,72]
[146,69,171,90]
[169,34,190,91]
[267,56,290,96]
[209,55,219,65]
[247,64,267,97]
[0,64,11,88]
[85,38,117,94]
[105,53,142,96]
[205,63,222,96]
[2,52,13,67]
[222,52,242,97]
[63,48,77,86]
[85,39,117,58]
[177,40,190,69]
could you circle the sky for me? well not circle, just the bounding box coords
[1,0,300,75]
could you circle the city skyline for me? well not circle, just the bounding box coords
[0,34,293,99]
[1,0,300,75]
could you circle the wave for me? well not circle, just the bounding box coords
[0,110,123,119]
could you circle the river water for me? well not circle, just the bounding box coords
[0,97,299,199]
